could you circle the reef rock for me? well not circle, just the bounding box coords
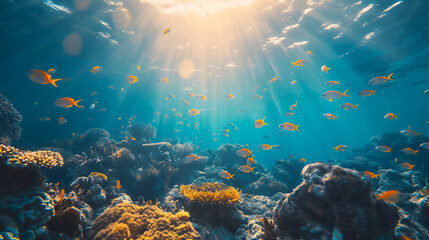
[274,162,399,239]
[0,94,22,145]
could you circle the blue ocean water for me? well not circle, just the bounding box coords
[1,0,428,170]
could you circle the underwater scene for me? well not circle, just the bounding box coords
[1,0,429,239]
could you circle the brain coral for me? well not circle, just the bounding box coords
[87,203,200,240]
[0,94,22,145]
[0,145,64,168]
[180,182,241,206]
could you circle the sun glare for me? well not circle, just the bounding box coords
[140,0,256,16]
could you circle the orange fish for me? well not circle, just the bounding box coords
[126,75,138,84]
[58,117,67,125]
[90,91,98,96]
[399,163,415,170]
[160,78,168,83]
[254,117,268,128]
[306,51,314,55]
[323,113,338,120]
[402,148,419,155]
[290,101,298,111]
[401,126,420,136]
[187,109,199,116]
[238,165,254,173]
[363,171,380,179]
[253,95,263,100]
[59,189,65,203]
[359,89,377,97]
[375,146,391,153]
[269,76,278,83]
[116,180,121,190]
[226,94,235,99]
[325,81,339,86]
[54,98,83,108]
[287,155,294,158]
[236,148,252,157]
[259,144,274,150]
[284,112,295,117]
[279,122,300,132]
[290,60,307,67]
[339,103,359,110]
[384,113,398,120]
[26,69,64,87]
[368,73,393,85]
[185,154,200,161]
[321,89,350,101]
[197,95,207,100]
[334,145,348,151]
[321,65,331,74]
[163,28,170,35]
[219,171,234,180]
[375,190,401,203]
[47,68,57,74]
[299,158,306,163]
[247,155,256,166]
[91,66,102,73]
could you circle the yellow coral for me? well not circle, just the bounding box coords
[180,182,241,206]
[89,172,108,181]
[0,144,63,168]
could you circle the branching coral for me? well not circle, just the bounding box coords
[0,144,63,168]
[125,123,156,140]
[0,94,22,145]
[180,182,241,206]
[87,203,200,240]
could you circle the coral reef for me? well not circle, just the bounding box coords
[125,123,156,142]
[0,94,22,145]
[274,162,399,239]
[46,198,83,237]
[180,182,241,206]
[0,144,63,168]
[87,202,200,240]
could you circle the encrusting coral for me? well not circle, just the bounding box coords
[0,94,22,145]
[180,182,241,206]
[87,202,200,240]
[0,144,63,168]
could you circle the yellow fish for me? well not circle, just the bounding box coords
[163,28,170,35]
[384,113,398,120]
[91,66,102,73]
[160,78,168,83]
[340,103,359,110]
[253,95,263,100]
[116,180,121,190]
[197,95,207,100]
[334,145,348,151]
[290,101,298,111]
[402,148,419,155]
[254,117,268,128]
[236,148,252,157]
[126,75,138,84]
[325,81,339,86]
[359,90,377,97]
[399,163,414,169]
[238,165,254,173]
[306,51,314,56]
[321,89,350,101]
[321,65,331,74]
[226,94,235,99]
[279,122,300,132]
[290,60,307,67]
[323,113,338,120]
[26,69,64,87]
[269,76,278,83]
[247,155,256,166]
[54,97,83,108]
[363,171,380,179]
[375,146,391,153]
[369,73,393,85]
[219,171,234,180]
[187,109,199,116]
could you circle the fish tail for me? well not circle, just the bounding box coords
[290,62,296,67]
[230,174,235,180]
[373,89,378,94]
[295,125,300,132]
[49,78,63,87]
[394,114,399,119]
[74,99,83,108]
[355,104,359,109]
[387,73,394,80]
[375,174,380,179]
[343,89,350,97]
[250,167,255,173]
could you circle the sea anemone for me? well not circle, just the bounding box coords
[180,182,241,206]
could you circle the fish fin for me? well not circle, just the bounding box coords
[49,78,63,87]
[355,104,359,109]
[295,125,300,132]
[231,174,235,180]
[375,174,380,179]
[373,89,378,94]
[343,89,350,97]
[387,73,394,80]
[74,99,83,108]
[394,114,399,119]
[329,99,333,102]
[250,167,255,173]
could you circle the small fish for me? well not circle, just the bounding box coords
[334,145,348,151]
[321,65,331,74]
[255,117,268,128]
[375,190,401,203]
[174,113,182,117]
[181,99,190,105]
[321,89,350,101]
[299,158,306,163]
[187,109,199,116]
[137,66,141,70]
[163,28,170,35]
[339,103,359,110]
[323,113,338,120]
[58,117,67,125]
[121,88,124,92]
[325,81,339,86]
[197,95,207,100]
[238,165,255,173]
[187,93,195,97]
[269,76,278,83]
[259,144,274,150]
[253,95,263,100]
[290,101,298,111]
[306,51,314,56]
[287,155,294,158]
[47,68,57,74]
[40,117,51,121]
[131,137,136,141]
[284,112,295,117]
[90,91,98,96]
[402,148,419,155]
[291,80,296,85]
[395,157,397,163]
[363,171,380,179]
[26,69,64,87]
[109,85,116,89]
[91,66,102,74]
[160,78,168,83]
[375,146,391,153]
[279,122,300,132]
[185,154,200,161]
[290,60,307,67]
[425,90,429,95]
[219,171,234,180]
[236,148,252,157]
[226,94,235,99]
[116,180,121,190]
[368,73,393,85]
[420,142,429,150]
[359,89,377,97]
[54,97,83,108]
[401,126,420,136]
[384,113,398,120]
[399,163,415,169]
[126,75,138,84]
[247,155,256,166]
[59,189,65,203]
[90,103,96,110]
